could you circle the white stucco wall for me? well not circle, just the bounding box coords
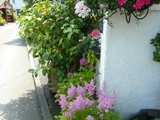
[10,0,24,10]
[100,5,160,119]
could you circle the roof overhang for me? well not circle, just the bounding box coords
[0,1,12,9]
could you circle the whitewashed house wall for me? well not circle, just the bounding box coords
[100,5,160,119]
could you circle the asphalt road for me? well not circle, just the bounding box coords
[0,23,42,120]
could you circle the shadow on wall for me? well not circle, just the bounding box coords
[4,38,26,47]
[0,90,42,120]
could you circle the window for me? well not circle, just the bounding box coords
[13,0,15,3]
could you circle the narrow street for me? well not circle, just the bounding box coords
[0,23,42,120]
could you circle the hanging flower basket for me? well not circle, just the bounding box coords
[74,0,159,24]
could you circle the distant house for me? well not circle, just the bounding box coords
[7,0,25,14]
[0,0,14,22]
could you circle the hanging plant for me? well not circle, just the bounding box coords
[74,0,159,24]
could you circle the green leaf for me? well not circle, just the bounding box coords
[28,69,34,73]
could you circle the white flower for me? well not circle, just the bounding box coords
[75,1,91,18]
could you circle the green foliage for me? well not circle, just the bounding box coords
[56,50,98,99]
[151,33,160,62]
[0,12,6,25]
[19,0,100,91]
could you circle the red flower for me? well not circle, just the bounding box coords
[133,0,151,10]
[118,0,126,6]
[91,30,99,37]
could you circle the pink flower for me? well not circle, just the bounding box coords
[133,0,151,10]
[118,0,126,6]
[67,72,73,77]
[67,84,76,99]
[59,94,67,109]
[85,98,94,106]
[75,1,91,18]
[99,4,105,8]
[133,0,144,10]
[65,112,73,118]
[91,30,99,37]
[80,58,88,65]
[86,115,94,120]
[75,95,86,110]
[77,85,85,96]
[69,101,77,112]
[85,80,96,96]
[116,8,120,13]
[102,81,107,90]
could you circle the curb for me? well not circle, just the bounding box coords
[26,42,52,120]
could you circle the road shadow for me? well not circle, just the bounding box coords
[0,90,42,120]
[3,38,26,47]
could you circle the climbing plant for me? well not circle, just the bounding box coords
[151,33,160,63]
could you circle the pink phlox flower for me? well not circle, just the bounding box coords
[65,112,73,118]
[59,94,67,109]
[86,115,94,120]
[99,3,105,8]
[67,72,73,77]
[118,0,126,6]
[98,95,115,111]
[67,84,76,99]
[106,98,115,109]
[102,81,107,90]
[75,95,86,110]
[85,80,96,96]
[77,85,85,96]
[91,30,99,37]
[80,58,88,65]
[85,82,90,90]
[69,101,77,112]
[105,109,109,113]
[85,98,94,106]
[116,8,120,13]
[121,7,125,11]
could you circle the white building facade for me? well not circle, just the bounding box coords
[99,5,160,119]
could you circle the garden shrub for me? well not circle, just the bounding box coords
[19,0,100,91]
